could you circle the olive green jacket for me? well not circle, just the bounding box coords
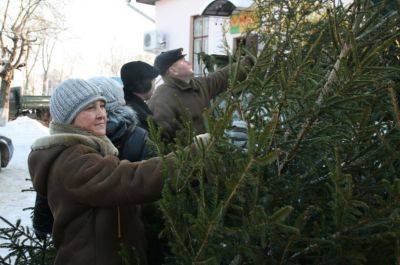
[148,58,252,140]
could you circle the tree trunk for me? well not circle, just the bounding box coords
[42,72,48,95]
[0,69,14,126]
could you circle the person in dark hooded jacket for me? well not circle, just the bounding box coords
[88,77,153,161]
[120,61,159,132]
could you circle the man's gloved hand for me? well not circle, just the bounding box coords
[224,120,248,149]
[194,133,211,149]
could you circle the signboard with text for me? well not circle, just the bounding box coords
[230,11,255,34]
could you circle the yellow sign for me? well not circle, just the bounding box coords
[230,11,254,34]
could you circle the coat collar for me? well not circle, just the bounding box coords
[126,94,152,111]
[32,122,118,157]
[162,75,198,91]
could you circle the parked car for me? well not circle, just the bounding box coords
[0,135,14,170]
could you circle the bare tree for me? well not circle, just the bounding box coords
[41,36,56,95]
[38,3,65,95]
[0,0,63,125]
[100,44,131,77]
[23,42,40,94]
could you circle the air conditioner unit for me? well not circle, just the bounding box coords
[143,31,166,52]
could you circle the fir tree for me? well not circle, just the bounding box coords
[151,0,400,264]
[0,216,55,264]
[0,1,399,264]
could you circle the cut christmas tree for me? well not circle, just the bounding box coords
[152,0,400,264]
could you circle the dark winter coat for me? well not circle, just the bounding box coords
[106,104,164,265]
[147,57,252,140]
[125,94,153,132]
[29,122,175,265]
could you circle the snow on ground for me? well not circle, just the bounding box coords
[0,116,49,225]
[0,117,49,257]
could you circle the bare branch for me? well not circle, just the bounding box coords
[16,62,26,69]
[5,46,12,55]
[20,1,43,30]
[12,0,42,35]
[11,0,26,32]
[0,0,11,51]
[24,43,39,93]
[11,36,26,69]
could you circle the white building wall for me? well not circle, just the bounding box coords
[155,0,242,57]
[155,0,211,60]
[152,0,257,76]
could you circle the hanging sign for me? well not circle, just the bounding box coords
[230,11,255,34]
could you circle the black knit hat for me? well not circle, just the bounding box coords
[154,48,186,75]
[120,61,159,94]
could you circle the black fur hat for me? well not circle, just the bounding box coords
[154,48,186,75]
[120,61,159,95]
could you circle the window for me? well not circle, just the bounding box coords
[192,16,209,77]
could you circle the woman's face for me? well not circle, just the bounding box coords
[72,100,107,136]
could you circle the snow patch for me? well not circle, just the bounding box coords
[0,116,49,170]
[0,117,49,258]
[0,117,49,224]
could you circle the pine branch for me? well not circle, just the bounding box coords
[387,84,400,129]
[279,234,298,265]
[159,203,192,257]
[194,158,255,262]
[0,215,55,264]
[396,238,400,265]
[229,254,242,265]
[278,43,352,175]
[316,43,352,106]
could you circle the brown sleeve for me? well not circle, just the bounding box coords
[54,145,175,207]
[196,56,253,100]
[148,90,179,140]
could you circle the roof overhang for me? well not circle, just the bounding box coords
[135,0,157,5]
[202,0,253,16]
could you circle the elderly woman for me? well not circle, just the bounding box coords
[29,78,177,265]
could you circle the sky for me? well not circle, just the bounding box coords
[53,0,156,78]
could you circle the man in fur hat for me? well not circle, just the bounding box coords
[148,48,253,141]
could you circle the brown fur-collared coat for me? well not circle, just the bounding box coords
[29,122,174,265]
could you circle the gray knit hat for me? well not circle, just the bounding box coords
[87,77,125,111]
[50,78,106,124]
